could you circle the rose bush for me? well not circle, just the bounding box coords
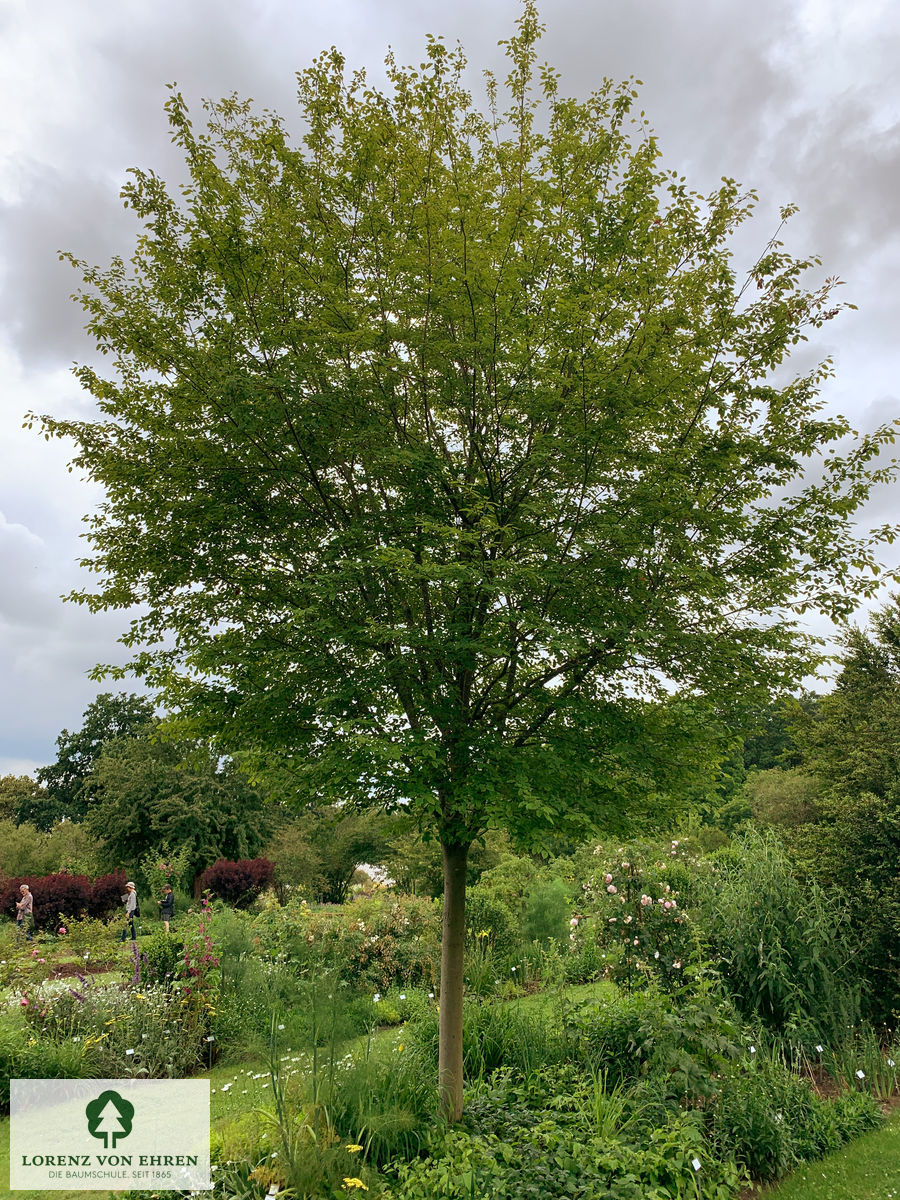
[573,842,699,990]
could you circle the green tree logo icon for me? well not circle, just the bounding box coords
[85,1090,135,1149]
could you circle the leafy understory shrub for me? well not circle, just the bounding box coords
[55,913,119,955]
[559,985,741,1101]
[0,872,91,929]
[698,828,860,1043]
[384,1072,743,1199]
[86,870,129,918]
[138,928,185,986]
[709,1056,882,1182]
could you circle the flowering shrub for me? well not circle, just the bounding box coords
[252,892,440,992]
[200,858,274,907]
[52,913,118,957]
[575,842,698,990]
[1,944,57,990]
[140,844,193,900]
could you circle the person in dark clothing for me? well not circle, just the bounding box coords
[158,884,175,933]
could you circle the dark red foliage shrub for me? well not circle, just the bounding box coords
[0,872,92,929]
[88,871,128,918]
[200,858,274,907]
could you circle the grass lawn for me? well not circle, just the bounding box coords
[759,1109,900,1200]
[512,978,618,1012]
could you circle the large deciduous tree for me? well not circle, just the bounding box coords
[265,805,392,903]
[0,775,45,824]
[87,734,273,892]
[24,692,155,829]
[35,7,898,1117]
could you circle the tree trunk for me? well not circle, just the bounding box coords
[439,838,469,1122]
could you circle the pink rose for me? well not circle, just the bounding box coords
[607,884,617,894]
[664,900,672,909]
[605,874,613,884]
[640,895,651,906]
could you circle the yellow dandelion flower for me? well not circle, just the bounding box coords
[343,1180,368,1192]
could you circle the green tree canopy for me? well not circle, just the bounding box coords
[740,693,820,772]
[87,733,273,892]
[25,692,155,829]
[791,597,900,1020]
[265,804,393,903]
[0,774,45,824]
[0,817,99,880]
[35,6,898,1115]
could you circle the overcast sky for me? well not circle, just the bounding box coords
[1,0,898,775]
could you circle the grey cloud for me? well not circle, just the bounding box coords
[0,509,137,769]
[0,512,56,628]
[0,167,134,367]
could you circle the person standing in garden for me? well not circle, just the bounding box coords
[120,881,138,941]
[16,884,34,942]
[158,883,174,933]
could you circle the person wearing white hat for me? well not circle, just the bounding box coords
[120,881,139,941]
